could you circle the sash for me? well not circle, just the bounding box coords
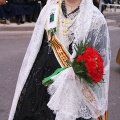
[45,1,108,120]
[49,35,70,67]
[82,85,108,120]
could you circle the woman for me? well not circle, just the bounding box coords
[8,0,111,120]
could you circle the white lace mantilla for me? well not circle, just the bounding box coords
[8,0,110,120]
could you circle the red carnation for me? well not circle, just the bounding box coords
[74,45,104,83]
[76,55,83,62]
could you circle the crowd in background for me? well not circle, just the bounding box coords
[0,0,47,24]
[0,0,120,25]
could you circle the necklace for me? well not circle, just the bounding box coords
[61,0,80,36]
[62,18,71,36]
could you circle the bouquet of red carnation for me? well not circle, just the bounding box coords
[68,40,104,84]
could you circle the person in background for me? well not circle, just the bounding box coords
[0,0,10,24]
[104,0,113,9]
[104,0,112,4]
[8,0,25,24]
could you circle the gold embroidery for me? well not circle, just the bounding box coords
[82,85,108,120]
[82,85,100,116]
[49,35,70,67]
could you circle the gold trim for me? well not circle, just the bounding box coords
[82,85,100,116]
[82,85,108,120]
[49,35,70,67]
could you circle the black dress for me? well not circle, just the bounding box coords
[13,2,91,120]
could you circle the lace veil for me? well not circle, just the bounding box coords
[8,0,110,120]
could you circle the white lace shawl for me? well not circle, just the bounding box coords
[8,0,111,120]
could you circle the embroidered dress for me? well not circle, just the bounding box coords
[9,0,110,120]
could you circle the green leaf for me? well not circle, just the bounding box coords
[66,60,72,66]
[75,70,84,74]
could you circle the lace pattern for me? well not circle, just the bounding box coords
[47,67,93,119]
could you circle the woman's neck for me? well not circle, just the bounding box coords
[64,0,81,14]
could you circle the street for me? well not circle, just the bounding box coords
[0,24,120,120]
[106,14,120,25]
[0,31,32,120]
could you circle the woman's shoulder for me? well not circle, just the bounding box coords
[40,1,58,16]
[91,6,107,29]
[93,6,106,23]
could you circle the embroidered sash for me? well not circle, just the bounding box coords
[82,85,108,120]
[49,35,70,67]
